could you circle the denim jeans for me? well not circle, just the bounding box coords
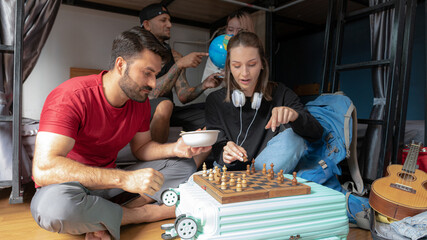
[254,128,306,174]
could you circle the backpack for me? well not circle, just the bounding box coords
[296,92,369,228]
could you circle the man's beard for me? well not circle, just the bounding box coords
[158,33,170,41]
[119,69,152,103]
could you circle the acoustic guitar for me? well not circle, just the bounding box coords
[369,142,427,221]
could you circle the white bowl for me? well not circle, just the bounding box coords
[180,130,220,147]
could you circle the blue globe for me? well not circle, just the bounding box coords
[209,34,232,69]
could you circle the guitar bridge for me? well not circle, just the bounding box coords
[390,183,416,194]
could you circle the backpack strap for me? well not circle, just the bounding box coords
[344,104,366,196]
[344,103,354,158]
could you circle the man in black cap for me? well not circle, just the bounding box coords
[140,3,224,144]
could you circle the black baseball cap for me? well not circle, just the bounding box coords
[139,3,170,26]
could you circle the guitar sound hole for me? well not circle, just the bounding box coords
[398,172,416,181]
[423,181,427,191]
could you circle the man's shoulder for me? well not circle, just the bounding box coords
[55,72,102,95]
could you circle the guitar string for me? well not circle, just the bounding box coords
[401,143,416,185]
[397,143,412,194]
[401,143,425,206]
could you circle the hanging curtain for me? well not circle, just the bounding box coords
[0,0,60,182]
[361,0,394,181]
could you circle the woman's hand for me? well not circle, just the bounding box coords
[222,141,248,164]
[265,106,299,132]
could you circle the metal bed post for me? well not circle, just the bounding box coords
[376,0,405,178]
[266,2,274,82]
[330,0,347,93]
[10,0,24,204]
[393,0,417,164]
[321,0,336,93]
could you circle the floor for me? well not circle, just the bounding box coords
[0,183,373,240]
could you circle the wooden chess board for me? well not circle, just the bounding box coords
[193,171,311,204]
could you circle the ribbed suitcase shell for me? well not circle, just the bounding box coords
[175,174,349,240]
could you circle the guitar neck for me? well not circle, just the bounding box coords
[402,143,422,173]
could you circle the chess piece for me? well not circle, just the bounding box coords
[292,172,298,185]
[270,163,274,174]
[214,166,221,182]
[242,174,247,188]
[229,173,235,186]
[276,174,282,183]
[267,171,273,180]
[222,165,227,174]
[246,164,251,175]
[262,163,267,175]
[236,178,242,192]
[251,159,255,173]
[208,169,214,181]
[279,170,284,184]
[216,176,221,184]
[202,162,207,177]
[221,172,227,182]
[221,181,227,190]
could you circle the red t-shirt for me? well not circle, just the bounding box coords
[39,71,150,168]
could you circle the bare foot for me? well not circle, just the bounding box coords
[85,230,111,240]
[121,204,175,225]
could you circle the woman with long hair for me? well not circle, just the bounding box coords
[205,31,323,172]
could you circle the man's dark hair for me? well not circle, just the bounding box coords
[109,26,169,69]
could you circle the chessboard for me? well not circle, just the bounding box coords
[193,170,311,204]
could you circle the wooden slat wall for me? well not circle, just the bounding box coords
[70,67,102,79]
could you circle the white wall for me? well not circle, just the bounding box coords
[23,4,210,120]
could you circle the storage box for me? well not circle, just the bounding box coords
[162,173,349,240]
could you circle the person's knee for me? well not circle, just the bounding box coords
[30,182,89,233]
[255,129,306,173]
[153,100,173,119]
[168,158,197,181]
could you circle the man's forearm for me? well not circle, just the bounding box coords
[150,64,182,98]
[176,83,205,104]
[33,155,127,190]
[133,140,176,161]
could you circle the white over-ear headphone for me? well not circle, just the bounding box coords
[231,89,263,146]
[232,90,262,110]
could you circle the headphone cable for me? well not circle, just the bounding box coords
[239,108,258,146]
[236,106,243,145]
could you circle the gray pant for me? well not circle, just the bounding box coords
[30,158,196,240]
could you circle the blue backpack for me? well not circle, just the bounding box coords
[296,92,369,228]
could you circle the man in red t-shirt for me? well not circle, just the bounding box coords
[30,27,211,240]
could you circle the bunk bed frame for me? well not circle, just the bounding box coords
[0,0,24,203]
[2,0,426,204]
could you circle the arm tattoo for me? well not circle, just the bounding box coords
[149,64,182,98]
[175,69,205,104]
